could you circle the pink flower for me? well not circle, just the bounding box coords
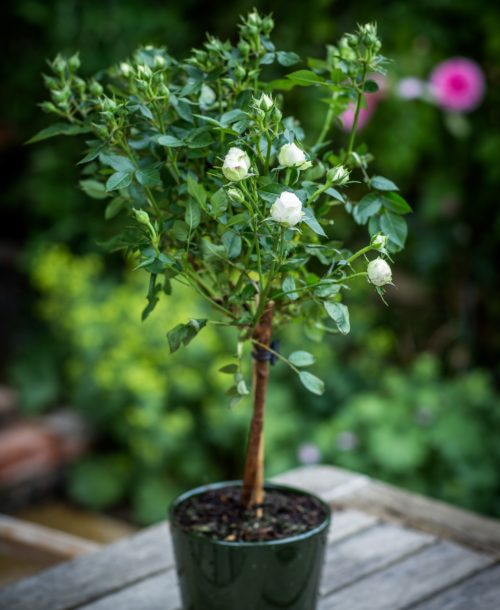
[429,58,485,113]
[339,74,387,132]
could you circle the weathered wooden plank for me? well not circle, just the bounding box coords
[0,515,100,562]
[321,522,434,596]
[325,466,500,556]
[274,465,369,499]
[327,509,378,544]
[0,522,173,610]
[319,540,493,610]
[412,565,500,610]
[79,569,180,610]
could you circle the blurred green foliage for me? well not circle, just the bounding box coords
[3,0,500,522]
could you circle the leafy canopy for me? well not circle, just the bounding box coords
[35,12,409,397]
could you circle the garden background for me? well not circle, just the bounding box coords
[1,0,499,525]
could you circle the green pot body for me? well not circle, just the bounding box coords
[169,480,331,610]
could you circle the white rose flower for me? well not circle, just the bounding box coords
[367,258,392,286]
[222,147,251,181]
[199,84,216,107]
[270,191,303,226]
[278,143,309,169]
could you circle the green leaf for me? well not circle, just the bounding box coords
[105,197,126,220]
[277,51,300,67]
[79,179,108,200]
[167,319,208,353]
[324,301,350,334]
[382,192,412,215]
[27,123,91,144]
[380,212,408,249]
[136,167,161,187]
[185,199,201,229]
[220,109,247,126]
[157,134,184,147]
[100,153,135,173]
[299,371,325,395]
[371,175,399,192]
[221,230,242,258]
[282,275,298,300]
[219,364,239,374]
[106,171,133,192]
[364,80,379,93]
[172,220,189,241]
[260,52,275,65]
[313,281,341,298]
[77,142,106,165]
[353,193,382,225]
[258,181,288,204]
[286,69,326,86]
[303,207,327,237]
[210,188,228,217]
[289,351,315,367]
[186,128,213,149]
[187,174,207,208]
[142,273,161,321]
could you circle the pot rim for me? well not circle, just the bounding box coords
[168,479,332,548]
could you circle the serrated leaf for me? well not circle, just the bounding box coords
[167,318,207,353]
[371,175,399,191]
[289,351,315,367]
[210,188,228,217]
[277,51,300,67]
[100,153,135,173]
[299,371,325,395]
[221,230,242,258]
[80,179,108,200]
[303,207,327,237]
[364,80,379,93]
[187,174,207,208]
[106,171,132,192]
[105,197,125,219]
[258,181,289,204]
[380,212,407,249]
[172,220,189,241]
[27,123,91,144]
[353,193,382,225]
[324,301,350,334]
[382,192,412,215]
[136,167,161,187]
[157,135,184,147]
[185,199,201,230]
[286,69,326,86]
[282,275,298,300]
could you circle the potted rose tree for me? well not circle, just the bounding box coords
[33,11,409,610]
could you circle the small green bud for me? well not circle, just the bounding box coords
[89,81,103,96]
[371,233,388,251]
[40,101,58,113]
[153,55,166,68]
[234,65,246,79]
[256,93,273,112]
[327,165,350,185]
[133,208,151,226]
[262,17,274,33]
[52,55,66,74]
[238,41,250,56]
[68,52,81,71]
[227,188,245,204]
[120,62,132,77]
[157,83,170,97]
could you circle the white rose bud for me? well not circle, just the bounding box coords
[257,93,273,111]
[222,147,251,182]
[278,143,309,169]
[199,83,216,107]
[153,55,166,68]
[327,165,350,185]
[371,233,388,251]
[270,191,303,227]
[120,62,132,77]
[367,258,392,286]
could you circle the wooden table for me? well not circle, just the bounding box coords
[1,465,500,610]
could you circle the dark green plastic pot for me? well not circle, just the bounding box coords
[169,480,331,610]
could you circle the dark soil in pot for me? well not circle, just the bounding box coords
[171,484,328,542]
